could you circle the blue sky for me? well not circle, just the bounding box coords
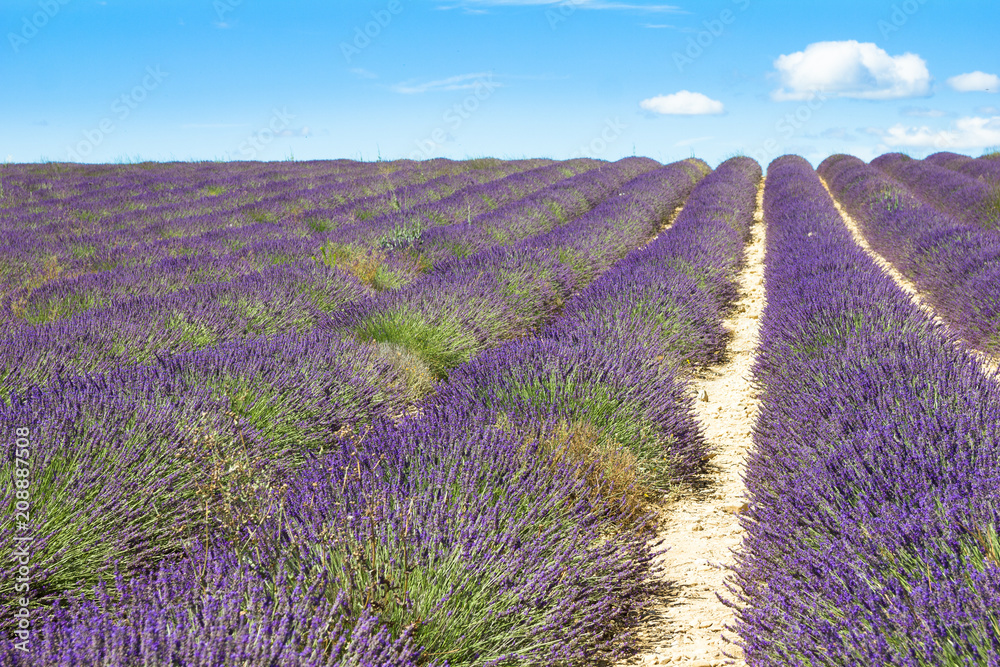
[2,0,998,166]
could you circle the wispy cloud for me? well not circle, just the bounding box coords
[440,0,684,12]
[391,72,500,94]
[350,68,379,80]
[899,106,948,118]
[881,115,1000,149]
[277,126,312,138]
[815,127,857,140]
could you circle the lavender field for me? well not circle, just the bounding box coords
[2,152,1000,665]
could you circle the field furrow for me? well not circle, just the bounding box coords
[618,172,765,667]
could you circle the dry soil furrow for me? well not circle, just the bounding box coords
[617,178,766,667]
[819,177,1000,375]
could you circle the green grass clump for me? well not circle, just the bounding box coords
[352,308,480,379]
[374,220,424,250]
[317,242,415,290]
[482,375,684,499]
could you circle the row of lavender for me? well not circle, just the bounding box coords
[732,155,1000,665]
[0,159,493,263]
[0,158,707,644]
[4,159,599,328]
[439,155,762,496]
[1,157,760,665]
[321,158,687,378]
[819,154,1000,355]
[323,158,649,267]
[0,158,530,236]
[926,150,1000,183]
[310,156,640,289]
[1,158,555,326]
[0,158,659,398]
[870,152,1000,230]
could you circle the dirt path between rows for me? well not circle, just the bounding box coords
[617,178,766,667]
[819,177,1000,375]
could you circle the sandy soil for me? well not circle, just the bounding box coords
[617,178,766,667]
[819,177,1000,375]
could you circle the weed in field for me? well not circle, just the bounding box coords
[375,219,424,250]
[527,419,650,522]
[484,375,685,500]
[20,289,100,326]
[372,341,436,401]
[352,308,479,378]
[163,311,221,348]
[8,254,65,321]
[317,241,412,290]
[182,412,286,567]
[873,186,905,213]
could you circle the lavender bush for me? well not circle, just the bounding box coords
[0,156,717,665]
[0,155,777,666]
[923,150,974,170]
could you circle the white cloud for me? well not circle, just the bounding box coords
[772,40,930,101]
[350,68,378,80]
[391,72,500,94]
[947,71,1000,92]
[881,115,1000,149]
[640,91,723,115]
